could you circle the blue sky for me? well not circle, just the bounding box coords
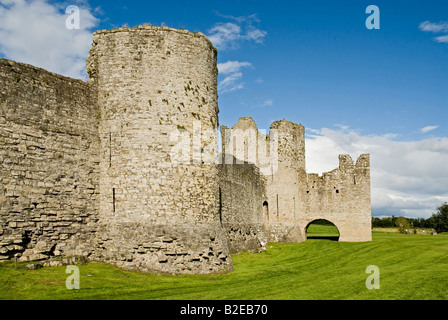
[82,0,448,138]
[0,0,447,218]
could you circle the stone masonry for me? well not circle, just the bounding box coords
[0,25,371,274]
[222,117,372,243]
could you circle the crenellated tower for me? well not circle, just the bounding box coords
[263,120,307,242]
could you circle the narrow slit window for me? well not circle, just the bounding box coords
[109,131,112,168]
[218,187,222,225]
[112,188,116,213]
[276,194,279,217]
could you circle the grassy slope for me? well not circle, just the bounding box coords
[1,231,448,300]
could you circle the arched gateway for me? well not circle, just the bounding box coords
[305,219,340,241]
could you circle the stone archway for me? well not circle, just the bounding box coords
[304,219,340,241]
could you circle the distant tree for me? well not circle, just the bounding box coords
[431,203,448,234]
[372,216,403,228]
[372,209,448,232]
[372,217,381,228]
[426,215,437,229]
[395,217,411,234]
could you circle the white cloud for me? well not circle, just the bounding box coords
[419,21,448,33]
[207,14,267,50]
[210,14,266,94]
[334,124,350,131]
[207,22,241,50]
[218,60,252,75]
[305,127,448,219]
[419,20,448,44]
[217,60,253,93]
[420,125,439,133]
[244,25,267,43]
[250,98,273,108]
[434,34,448,43]
[0,0,100,80]
[219,71,244,92]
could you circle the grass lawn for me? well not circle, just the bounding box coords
[1,230,448,300]
[306,223,340,239]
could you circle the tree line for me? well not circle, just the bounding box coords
[372,203,448,234]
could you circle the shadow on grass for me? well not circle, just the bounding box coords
[306,235,340,241]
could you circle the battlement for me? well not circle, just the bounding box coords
[270,119,304,132]
[220,117,306,174]
[93,24,212,43]
[308,154,370,187]
[338,153,370,171]
[355,153,370,168]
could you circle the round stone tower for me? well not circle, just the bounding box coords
[86,25,231,274]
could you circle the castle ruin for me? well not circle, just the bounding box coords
[0,25,371,274]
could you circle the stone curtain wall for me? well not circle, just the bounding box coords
[0,59,100,264]
[218,161,267,254]
[86,26,232,274]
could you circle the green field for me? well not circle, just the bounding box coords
[1,230,448,300]
[306,223,340,239]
